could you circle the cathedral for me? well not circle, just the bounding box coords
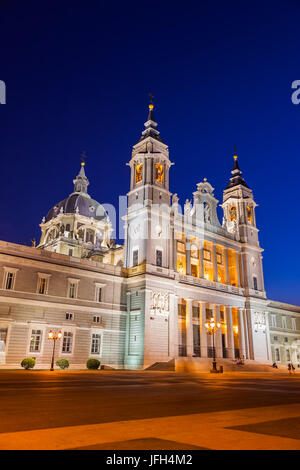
[0,103,299,370]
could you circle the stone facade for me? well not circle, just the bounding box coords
[0,103,299,369]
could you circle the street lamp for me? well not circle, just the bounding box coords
[48,330,62,371]
[205,317,221,372]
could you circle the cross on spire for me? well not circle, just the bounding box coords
[81,151,87,166]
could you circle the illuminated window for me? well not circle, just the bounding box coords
[62,332,73,353]
[155,163,164,183]
[229,206,237,221]
[203,249,211,261]
[136,163,143,183]
[30,330,42,352]
[216,253,222,264]
[191,264,198,277]
[246,206,252,223]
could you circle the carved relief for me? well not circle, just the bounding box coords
[253,311,266,333]
[150,291,169,315]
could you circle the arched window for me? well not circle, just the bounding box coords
[155,163,164,183]
[85,229,94,243]
[136,163,143,183]
[246,206,252,223]
[229,206,237,221]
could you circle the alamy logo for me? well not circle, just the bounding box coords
[291,80,300,105]
[0,81,6,104]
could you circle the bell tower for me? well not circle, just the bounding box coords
[221,150,265,294]
[124,100,173,269]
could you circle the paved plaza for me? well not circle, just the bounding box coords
[0,370,300,450]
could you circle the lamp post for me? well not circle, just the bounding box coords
[48,330,62,371]
[205,317,221,372]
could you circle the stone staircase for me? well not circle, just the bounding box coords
[145,359,175,371]
[174,357,287,373]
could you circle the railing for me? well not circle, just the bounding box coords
[193,346,201,357]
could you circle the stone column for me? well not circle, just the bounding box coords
[186,236,191,276]
[186,299,194,356]
[168,294,179,358]
[238,307,246,359]
[173,234,177,272]
[199,241,204,278]
[169,225,174,271]
[212,244,218,282]
[199,301,208,357]
[224,248,230,284]
[214,304,222,358]
[225,306,235,359]
[235,251,241,287]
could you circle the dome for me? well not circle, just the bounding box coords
[45,193,108,222]
[45,160,108,223]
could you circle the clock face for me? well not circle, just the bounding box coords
[155,163,164,183]
[136,163,143,183]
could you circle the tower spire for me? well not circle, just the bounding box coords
[225,148,249,189]
[73,152,90,194]
[137,94,164,143]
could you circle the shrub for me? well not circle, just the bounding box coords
[86,358,100,370]
[56,358,69,370]
[21,358,36,370]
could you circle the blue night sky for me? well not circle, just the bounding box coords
[0,1,299,304]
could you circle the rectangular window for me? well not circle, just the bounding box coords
[68,283,76,299]
[203,249,211,261]
[0,328,7,352]
[62,332,73,353]
[156,250,162,267]
[91,333,101,354]
[68,249,73,256]
[270,314,276,327]
[282,317,287,329]
[253,276,258,290]
[216,253,223,265]
[133,250,138,267]
[65,313,74,321]
[273,336,278,342]
[5,272,14,290]
[284,337,288,343]
[30,329,42,352]
[191,264,198,277]
[38,278,47,294]
[292,318,296,330]
[275,348,280,361]
[93,315,101,323]
[286,349,291,361]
